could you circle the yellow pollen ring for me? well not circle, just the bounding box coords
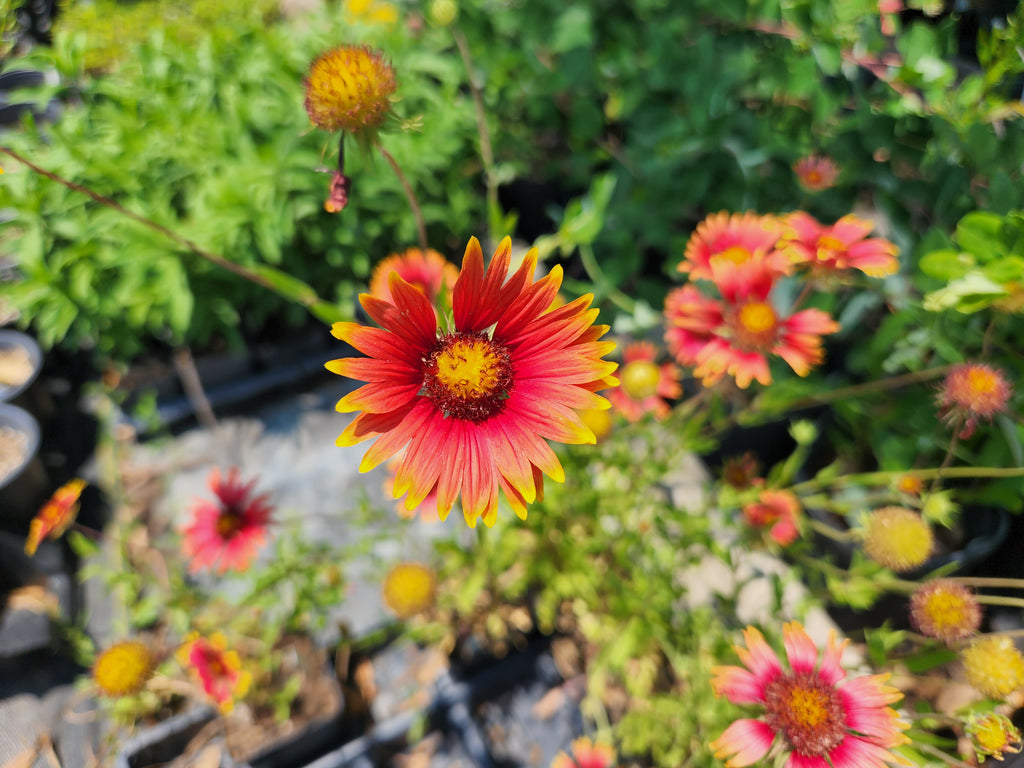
[434,339,502,399]
[923,592,968,629]
[738,301,777,334]
[787,687,829,728]
[967,368,998,396]
[717,245,754,264]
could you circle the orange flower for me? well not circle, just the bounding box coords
[25,478,86,556]
[304,44,396,135]
[678,211,790,282]
[327,237,618,527]
[607,341,681,422]
[369,248,459,309]
[909,579,981,645]
[937,362,1013,439]
[779,212,899,278]
[793,155,840,192]
[721,453,763,490]
[550,737,616,768]
[181,468,273,574]
[742,489,802,545]
[711,623,909,768]
[666,259,839,389]
[177,633,252,713]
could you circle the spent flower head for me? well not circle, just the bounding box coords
[862,507,933,573]
[937,362,1012,439]
[962,635,1024,700]
[304,44,397,135]
[966,713,1023,762]
[93,640,154,698]
[909,579,981,645]
[793,155,840,192]
[25,478,86,556]
[382,562,437,619]
[742,489,801,546]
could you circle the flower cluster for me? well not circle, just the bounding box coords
[663,210,896,389]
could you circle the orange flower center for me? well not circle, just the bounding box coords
[621,360,661,400]
[805,170,822,185]
[967,367,999,397]
[424,331,513,421]
[717,245,754,264]
[764,672,846,756]
[732,301,778,349]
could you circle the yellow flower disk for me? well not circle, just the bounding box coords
[304,44,396,134]
[962,636,1024,699]
[382,562,436,619]
[862,506,933,573]
[93,640,154,698]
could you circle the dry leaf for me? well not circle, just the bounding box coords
[7,585,59,616]
[192,744,224,768]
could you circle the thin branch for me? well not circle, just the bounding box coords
[374,140,429,252]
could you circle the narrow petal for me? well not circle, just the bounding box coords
[710,719,776,768]
[828,736,910,768]
[782,622,818,676]
[711,665,766,704]
[325,357,421,383]
[786,753,830,768]
[818,630,848,686]
[735,626,783,686]
[335,381,421,414]
[336,408,411,447]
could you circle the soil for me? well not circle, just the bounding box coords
[0,345,32,390]
[0,425,28,483]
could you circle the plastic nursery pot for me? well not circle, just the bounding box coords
[113,707,229,768]
[0,329,48,415]
[0,403,48,533]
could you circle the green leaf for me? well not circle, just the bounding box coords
[250,265,320,306]
[954,211,1006,258]
[550,6,593,53]
[922,272,1007,313]
[918,249,974,281]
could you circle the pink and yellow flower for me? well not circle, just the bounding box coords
[369,247,459,309]
[25,478,86,556]
[181,468,274,574]
[666,259,839,389]
[793,155,840,192]
[711,622,909,768]
[936,362,1013,439]
[742,489,802,546]
[607,341,681,422]
[177,632,252,713]
[327,237,618,527]
[678,211,790,282]
[550,736,616,768]
[780,212,899,278]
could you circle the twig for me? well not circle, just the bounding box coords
[374,140,429,251]
[172,347,219,433]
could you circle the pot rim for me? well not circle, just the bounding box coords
[0,402,41,490]
[0,329,43,403]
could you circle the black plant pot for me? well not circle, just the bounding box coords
[0,329,52,421]
[0,403,48,533]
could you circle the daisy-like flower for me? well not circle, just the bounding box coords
[369,248,459,310]
[793,155,840,192]
[181,468,273,574]
[961,635,1024,699]
[678,211,790,282]
[722,453,763,490]
[966,713,1023,762]
[344,0,398,25]
[93,640,154,698]
[862,507,933,573]
[779,212,899,279]
[607,341,681,422]
[742,489,802,546]
[937,362,1013,439]
[550,736,616,768]
[663,285,722,367]
[382,562,437,619]
[684,259,840,389]
[24,478,86,556]
[304,44,396,135]
[711,622,910,768]
[177,632,252,713]
[327,237,618,527]
[909,579,982,645]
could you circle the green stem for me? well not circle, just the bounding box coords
[579,243,636,313]
[808,517,859,543]
[790,464,1024,495]
[948,576,1024,590]
[771,365,952,412]
[374,140,429,252]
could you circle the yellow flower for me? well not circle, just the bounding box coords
[962,636,1024,699]
[862,506,933,573]
[909,579,981,645]
[304,44,396,135]
[382,562,436,619]
[344,0,398,25]
[93,640,154,697]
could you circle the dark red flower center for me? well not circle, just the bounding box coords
[422,331,513,421]
[764,671,847,756]
[215,506,244,539]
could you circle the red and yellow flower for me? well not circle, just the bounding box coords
[181,467,274,574]
[303,44,396,135]
[327,237,618,527]
[711,622,909,768]
[936,362,1013,439]
[779,212,899,278]
[793,155,840,192]
[665,259,839,389]
[177,632,252,713]
[550,736,616,768]
[369,247,459,310]
[24,478,86,556]
[742,489,802,546]
[607,341,681,422]
[678,211,790,282]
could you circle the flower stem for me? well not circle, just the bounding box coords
[772,364,952,412]
[373,140,429,252]
[579,243,636,313]
[791,464,1024,495]
[808,517,859,542]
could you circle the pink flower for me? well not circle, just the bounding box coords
[607,341,682,422]
[667,259,839,389]
[550,737,616,768]
[780,213,899,278]
[742,489,802,546]
[176,632,252,713]
[793,155,840,192]
[181,467,273,574]
[678,212,790,282]
[711,622,910,768]
[936,362,1013,439]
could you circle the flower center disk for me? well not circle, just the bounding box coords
[764,672,847,756]
[733,301,778,348]
[424,331,513,421]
